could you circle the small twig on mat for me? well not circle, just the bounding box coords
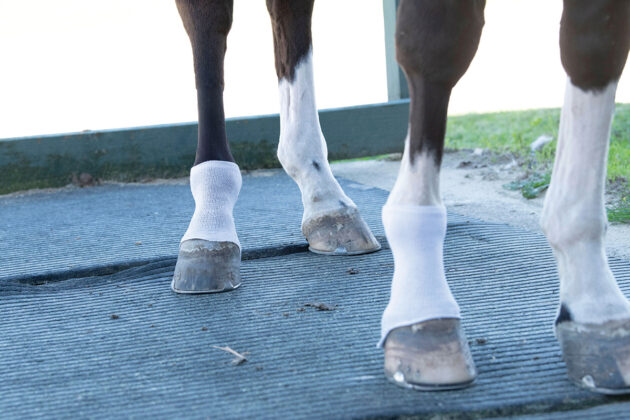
[212,345,249,365]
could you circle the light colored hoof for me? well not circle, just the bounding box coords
[171,239,241,294]
[556,319,630,395]
[302,207,380,255]
[384,318,477,391]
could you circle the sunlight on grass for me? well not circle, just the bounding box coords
[446,104,630,221]
[329,105,630,222]
[446,103,630,182]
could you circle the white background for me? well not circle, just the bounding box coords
[0,0,628,139]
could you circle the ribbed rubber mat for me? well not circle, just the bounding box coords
[493,401,630,420]
[3,221,630,419]
[0,170,473,282]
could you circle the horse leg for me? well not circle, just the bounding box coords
[380,0,485,390]
[171,0,241,293]
[265,0,380,255]
[541,0,630,394]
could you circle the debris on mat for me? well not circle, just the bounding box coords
[212,345,249,365]
[303,302,337,311]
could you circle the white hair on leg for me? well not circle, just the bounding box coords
[387,134,442,207]
[276,49,379,255]
[542,79,630,325]
[277,49,353,223]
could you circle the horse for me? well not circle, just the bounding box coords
[171,0,630,394]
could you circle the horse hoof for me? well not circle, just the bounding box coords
[556,319,630,395]
[302,207,380,255]
[171,239,241,294]
[384,318,477,391]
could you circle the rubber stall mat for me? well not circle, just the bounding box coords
[3,222,630,419]
[493,401,630,420]
[0,172,470,282]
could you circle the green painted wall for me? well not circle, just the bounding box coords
[0,100,409,194]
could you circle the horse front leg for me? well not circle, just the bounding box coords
[171,0,241,293]
[541,0,630,394]
[380,0,485,390]
[266,0,380,255]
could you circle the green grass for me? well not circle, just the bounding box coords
[504,173,552,199]
[446,103,630,181]
[609,196,630,223]
[445,103,630,222]
[332,105,630,221]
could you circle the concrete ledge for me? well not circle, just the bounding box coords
[0,100,409,194]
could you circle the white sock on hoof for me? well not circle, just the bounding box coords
[379,204,460,347]
[181,160,242,248]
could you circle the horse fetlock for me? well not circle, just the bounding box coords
[182,160,241,246]
[558,293,630,327]
[552,240,630,325]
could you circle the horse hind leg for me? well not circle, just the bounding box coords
[541,0,630,394]
[172,0,241,293]
[266,0,380,255]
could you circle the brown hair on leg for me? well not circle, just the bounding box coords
[176,0,235,164]
[396,0,485,166]
[266,0,314,82]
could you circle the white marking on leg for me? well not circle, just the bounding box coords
[277,49,355,224]
[380,138,460,346]
[541,79,630,325]
[386,134,442,207]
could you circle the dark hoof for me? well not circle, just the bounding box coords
[302,207,380,255]
[171,239,241,294]
[556,319,630,394]
[384,318,477,391]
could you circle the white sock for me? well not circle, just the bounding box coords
[379,204,460,347]
[181,160,241,248]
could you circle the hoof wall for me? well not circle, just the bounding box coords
[303,207,380,256]
[556,319,630,395]
[172,239,241,294]
[384,318,476,391]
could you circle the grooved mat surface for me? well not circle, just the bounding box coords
[493,401,630,420]
[2,173,630,418]
[0,171,470,282]
[0,172,437,281]
[3,221,630,418]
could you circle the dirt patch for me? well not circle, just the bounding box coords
[331,152,630,261]
[303,302,337,311]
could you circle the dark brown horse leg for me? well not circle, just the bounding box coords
[172,0,241,294]
[381,0,485,390]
